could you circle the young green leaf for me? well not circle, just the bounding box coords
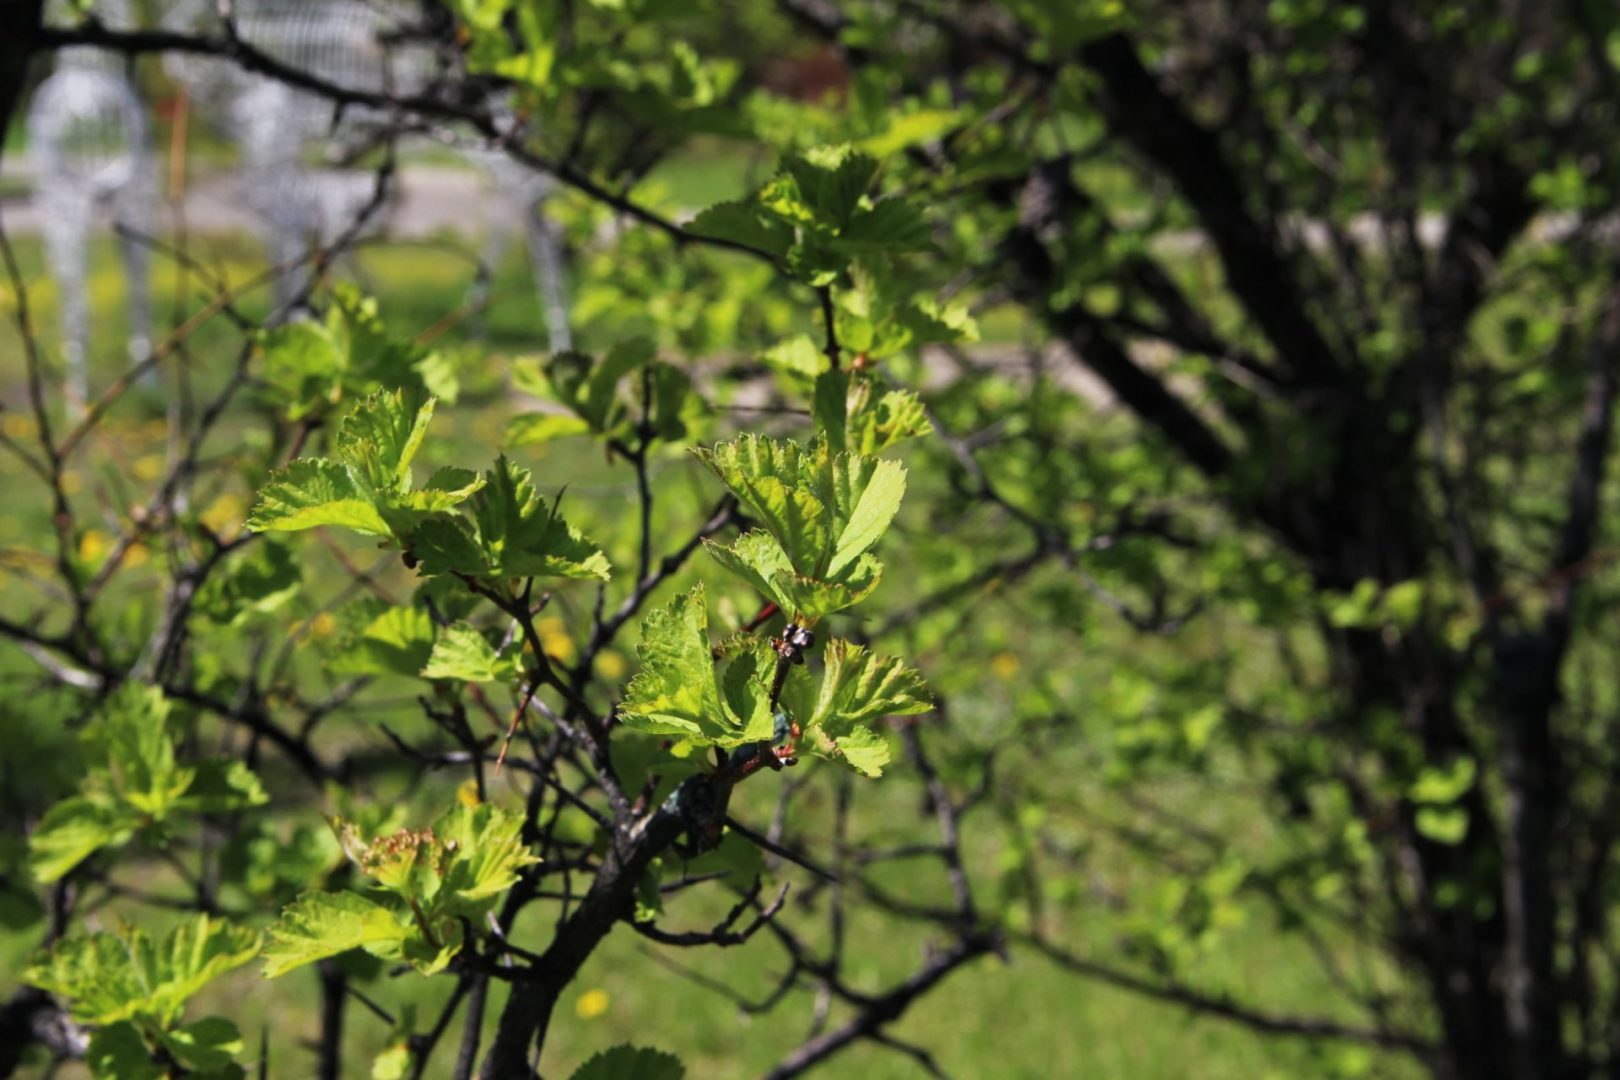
[505,411,594,448]
[704,530,883,622]
[260,283,457,420]
[687,199,793,258]
[434,802,542,909]
[262,890,412,978]
[27,796,135,885]
[247,391,484,543]
[816,370,932,454]
[778,639,932,776]
[420,623,519,683]
[193,538,302,626]
[618,585,774,746]
[246,458,392,537]
[695,435,905,619]
[408,456,610,581]
[159,1015,245,1073]
[694,145,927,284]
[824,725,891,779]
[510,340,655,437]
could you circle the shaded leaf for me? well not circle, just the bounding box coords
[420,623,518,683]
[571,1045,685,1080]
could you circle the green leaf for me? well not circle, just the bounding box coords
[270,805,539,977]
[338,388,435,495]
[825,457,906,579]
[514,341,655,435]
[420,623,518,683]
[688,199,793,257]
[259,285,458,419]
[693,436,824,570]
[771,555,884,621]
[778,639,931,775]
[178,759,270,814]
[762,335,827,378]
[814,369,852,452]
[29,796,135,883]
[433,802,542,911]
[618,585,773,746]
[26,914,259,1028]
[778,146,879,230]
[785,639,933,730]
[29,686,269,881]
[329,602,438,678]
[1410,758,1477,805]
[618,585,727,740]
[97,684,190,816]
[570,1045,685,1080]
[647,363,692,441]
[194,538,302,626]
[404,515,488,577]
[1415,806,1470,845]
[825,374,933,455]
[263,891,410,977]
[704,531,883,622]
[143,916,263,1024]
[410,456,610,581]
[858,108,961,157]
[331,284,459,405]
[1383,580,1425,628]
[373,1041,414,1080]
[245,458,391,537]
[26,931,147,1026]
[694,436,906,601]
[505,411,594,447]
[86,1022,165,1080]
[843,198,931,251]
[826,725,890,778]
[259,320,343,420]
[160,1015,245,1072]
[247,391,481,543]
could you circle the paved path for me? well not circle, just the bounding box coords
[0,157,509,238]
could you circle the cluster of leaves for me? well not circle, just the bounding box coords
[614,583,929,775]
[263,802,539,977]
[259,283,458,420]
[697,433,905,621]
[617,430,933,774]
[24,915,260,1079]
[247,389,609,587]
[29,685,268,883]
[691,145,929,285]
[506,337,694,447]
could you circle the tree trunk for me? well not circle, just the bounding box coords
[0,0,46,172]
